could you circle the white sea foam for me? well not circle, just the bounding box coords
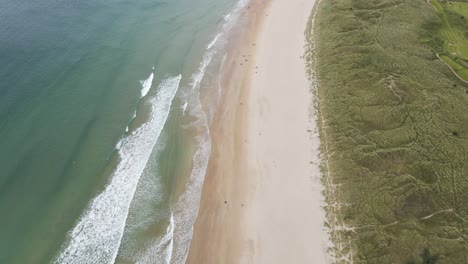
[168,68,212,263]
[166,38,215,264]
[207,33,222,50]
[110,0,252,262]
[181,101,188,115]
[111,130,174,263]
[115,138,124,150]
[129,32,218,264]
[165,212,175,264]
[190,51,216,91]
[169,1,252,263]
[172,130,211,264]
[140,68,155,98]
[237,0,250,9]
[119,207,175,264]
[130,210,174,264]
[224,0,250,24]
[54,74,182,264]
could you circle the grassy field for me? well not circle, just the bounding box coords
[428,0,468,80]
[307,0,468,263]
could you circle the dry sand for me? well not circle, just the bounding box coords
[186,0,329,263]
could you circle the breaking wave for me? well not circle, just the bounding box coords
[54,74,182,264]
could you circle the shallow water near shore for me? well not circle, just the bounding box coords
[0,0,248,262]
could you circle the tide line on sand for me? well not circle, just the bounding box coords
[186,0,331,263]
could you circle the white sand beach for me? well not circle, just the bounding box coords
[186,0,329,262]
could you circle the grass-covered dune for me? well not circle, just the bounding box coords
[308,0,468,263]
[429,0,468,81]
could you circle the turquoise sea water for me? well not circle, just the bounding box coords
[0,0,247,263]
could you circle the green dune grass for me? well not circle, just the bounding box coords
[307,0,468,263]
[429,0,468,81]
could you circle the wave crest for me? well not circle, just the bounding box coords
[54,74,182,264]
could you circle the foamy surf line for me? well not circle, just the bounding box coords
[170,0,252,263]
[54,74,182,264]
[207,33,222,50]
[129,210,175,264]
[140,67,155,98]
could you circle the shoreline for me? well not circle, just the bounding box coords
[186,0,329,263]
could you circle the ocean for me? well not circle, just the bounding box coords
[0,0,248,263]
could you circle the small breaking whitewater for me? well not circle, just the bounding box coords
[169,0,252,263]
[54,0,253,262]
[140,67,155,98]
[54,74,182,264]
[206,33,222,50]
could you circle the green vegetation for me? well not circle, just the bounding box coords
[428,0,468,81]
[306,0,468,263]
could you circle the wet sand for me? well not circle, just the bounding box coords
[186,0,329,263]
